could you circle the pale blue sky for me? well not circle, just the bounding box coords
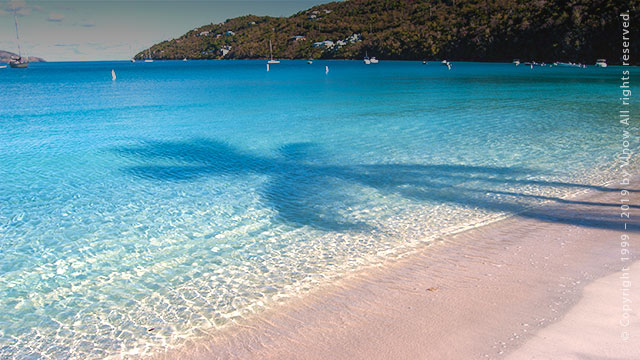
[0,1,334,61]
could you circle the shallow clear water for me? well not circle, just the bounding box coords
[0,61,638,358]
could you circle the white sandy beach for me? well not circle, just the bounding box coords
[159,179,639,359]
[507,262,639,360]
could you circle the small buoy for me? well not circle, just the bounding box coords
[325,65,329,74]
[447,63,451,70]
[111,69,116,81]
[266,64,270,72]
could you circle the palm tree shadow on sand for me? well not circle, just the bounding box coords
[114,139,639,233]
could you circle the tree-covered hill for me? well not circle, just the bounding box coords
[137,0,638,63]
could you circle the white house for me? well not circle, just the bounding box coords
[347,33,362,43]
[313,40,334,48]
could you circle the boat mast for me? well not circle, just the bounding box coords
[13,9,22,59]
[269,40,273,61]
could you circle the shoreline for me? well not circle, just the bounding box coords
[21,59,640,65]
[158,178,640,359]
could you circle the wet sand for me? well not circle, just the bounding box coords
[160,179,639,359]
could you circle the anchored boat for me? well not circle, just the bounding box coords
[595,59,607,68]
[9,9,28,69]
[267,40,280,64]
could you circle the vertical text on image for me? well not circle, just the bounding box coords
[618,11,632,342]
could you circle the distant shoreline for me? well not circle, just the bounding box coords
[16,59,640,66]
[137,0,636,66]
[0,50,45,63]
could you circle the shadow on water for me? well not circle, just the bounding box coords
[114,139,639,233]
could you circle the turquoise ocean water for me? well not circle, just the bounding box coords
[0,61,638,358]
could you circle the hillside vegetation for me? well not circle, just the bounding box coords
[138,0,638,63]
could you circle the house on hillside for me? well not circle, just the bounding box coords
[347,33,362,43]
[225,31,235,36]
[313,40,334,48]
[291,35,306,41]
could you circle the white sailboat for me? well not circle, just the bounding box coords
[267,40,280,64]
[363,51,371,64]
[9,9,28,68]
[144,49,153,63]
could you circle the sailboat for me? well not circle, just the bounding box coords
[267,40,280,64]
[9,9,28,68]
[363,51,371,64]
[144,49,153,63]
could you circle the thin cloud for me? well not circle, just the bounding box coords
[47,12,64,22]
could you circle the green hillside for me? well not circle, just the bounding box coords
[137,0,638,63]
